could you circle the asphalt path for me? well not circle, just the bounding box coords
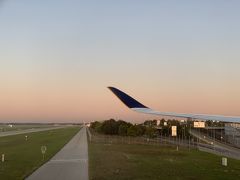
[0,126,65,137]
[26,126,88,180]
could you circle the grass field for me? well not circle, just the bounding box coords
[0,126,81,180]
[89,141,240,180]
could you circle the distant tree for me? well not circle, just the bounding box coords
[145,127,157,138]
[90,121,99,128]
[101,119,121,135]
[117,120,132,128]
[118,124,129,136]
[143,120,157,127]
[95,123,103,133]
[126,124,146,136]
[152,120,157,126]
[143,120,152,126]
[159,119,166,126]
[127,126,138,136]
[90,121,103,133]
[91,121,101,129]
[135,125,146,136]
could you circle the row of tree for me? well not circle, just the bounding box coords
[90,119,157,138]
[90,119,224,138]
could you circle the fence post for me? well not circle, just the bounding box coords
[2,154,5,162]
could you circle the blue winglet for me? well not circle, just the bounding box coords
[108,87,148,109]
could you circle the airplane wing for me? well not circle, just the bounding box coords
[108,87,240,123]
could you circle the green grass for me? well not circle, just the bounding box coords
[89,141,240,180]
[0,126,81,180]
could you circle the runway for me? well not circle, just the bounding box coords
[0,126,65,137]
[26,126,88,180]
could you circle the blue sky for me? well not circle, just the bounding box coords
[1,0,240,122]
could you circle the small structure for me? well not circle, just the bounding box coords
[222,157,227,166]
[41,146,47,160]
[2,154,5,162]
[172,126,177,136]
[194,121,205,128]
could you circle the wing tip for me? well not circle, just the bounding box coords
[108,86,148,109]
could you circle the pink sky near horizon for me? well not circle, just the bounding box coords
[1,73,240,123]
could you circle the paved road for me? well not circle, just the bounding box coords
[0,126,65,137]
[26,126,88,180]
[189,129,240,160]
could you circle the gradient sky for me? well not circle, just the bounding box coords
[1,0,240,123]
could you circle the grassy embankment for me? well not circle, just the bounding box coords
[89,136,240,180]
[0,126,81,179]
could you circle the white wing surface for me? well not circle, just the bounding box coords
[108,87,240,123]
